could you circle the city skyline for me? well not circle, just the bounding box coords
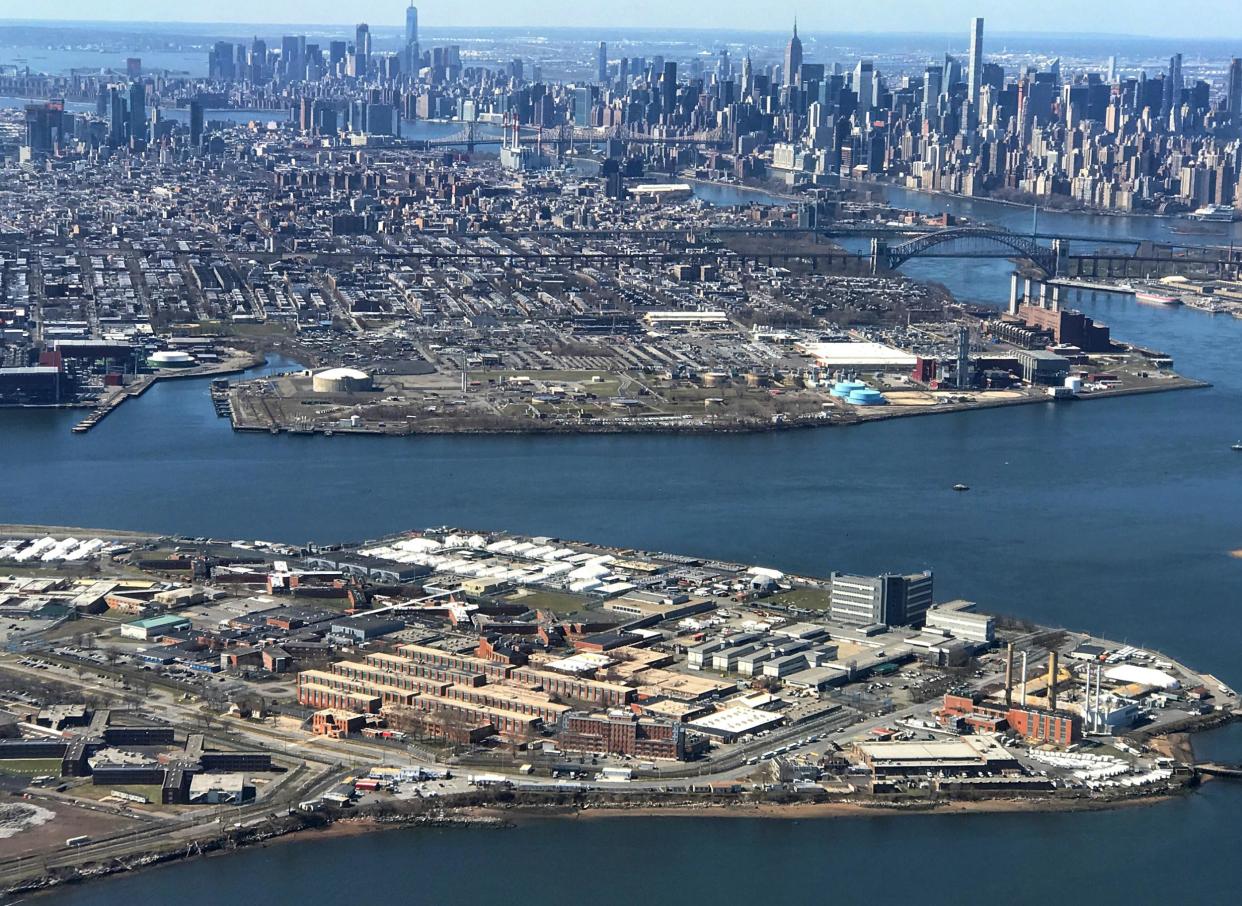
[5,1,1242,39]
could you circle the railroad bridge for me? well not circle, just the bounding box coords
[870,227,1061,274]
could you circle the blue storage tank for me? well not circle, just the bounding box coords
[846,387,887,406]
[831,380,867,398]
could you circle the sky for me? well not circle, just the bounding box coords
[3,1,1242,38]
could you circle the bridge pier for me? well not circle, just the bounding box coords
[870,239,887,275]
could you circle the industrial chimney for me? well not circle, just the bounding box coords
[1047,651,1059,712]
[1004,643,1015,708]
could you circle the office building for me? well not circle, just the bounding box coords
[967,17,984,106]
[597,41,607,83]
[189,98,204,146]
[829,570,934,627]
[1228,58,1242,118]
[128,82,145,146]
[784,22,802,87]
[355,23,371,76]
[406,3,420,70]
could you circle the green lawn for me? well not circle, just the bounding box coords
[768,587,833,610]
[0,758,63,776]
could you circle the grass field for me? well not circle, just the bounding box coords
[506,589,591,614]
[73,784,166,805]
[768,587,833,610]
[0,758,63,776]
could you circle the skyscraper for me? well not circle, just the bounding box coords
[784,21,803,87]
[661,61,677,119]
[1227,58,1242,118]
[405,4,419,71]
[128,82,146,145]
[597,42,608,83]
[854,60,874,120]
[355,23,371,76]
[189,98,204,147]
[1162,53,1183,120]
[967,17,984,105]
[923,64,943,119]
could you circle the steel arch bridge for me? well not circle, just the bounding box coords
[885,227,1056,272]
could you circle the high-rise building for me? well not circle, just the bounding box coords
[1227,58,1242,117]
[1162,53,1183,119]
[597,42,608,84]
[189,98,204,147]
[784,21,803,87]
[405,4,420,72]
[854,60,874,120]
[108,87,127,146]
[829,570,934,627]
[355,23,371,75]
[128,82,146,145]
[281,35,303,81]
[24,100,64,155]
[967,17,984,105]
[661,61,677,119]
[923,64,943,119]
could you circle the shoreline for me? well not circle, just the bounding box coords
[4,785,1201,900]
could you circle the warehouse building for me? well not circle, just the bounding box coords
[687,705,784,742]
[924,600,995,643]
[119,613,192,640]
[853,736,1020,779]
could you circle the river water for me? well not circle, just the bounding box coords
[6,187,1241,904]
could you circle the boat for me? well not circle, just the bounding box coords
[952,483,970,491]
[1135,290,1182,307]
[1188,204,1238,223]
[1232,443,1242,452]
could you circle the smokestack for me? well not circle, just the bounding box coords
[1020,651,1028,706]
[1047,651,1059,712]
[1094,663,1103,732]
[1004,643,1014,708]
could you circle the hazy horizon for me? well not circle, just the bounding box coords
[3,1,1241,40]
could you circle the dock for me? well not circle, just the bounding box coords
[70,353,263,435]
[71,377,155,433]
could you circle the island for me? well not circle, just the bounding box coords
[0,523,1236,897]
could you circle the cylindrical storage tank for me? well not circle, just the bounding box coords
[313,367,374,393]
[147,350,196,368]
[702,372,729,388]
[846,387,887,406]
[745,372,768,388]
[830,380,866,398]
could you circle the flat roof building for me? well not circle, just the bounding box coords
[830,570,933,627]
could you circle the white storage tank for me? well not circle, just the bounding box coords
[313,367,373,393]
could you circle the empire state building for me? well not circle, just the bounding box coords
[784,21,803,87]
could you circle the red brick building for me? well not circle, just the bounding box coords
[940,693,1082,746]
[561,712,687,760]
